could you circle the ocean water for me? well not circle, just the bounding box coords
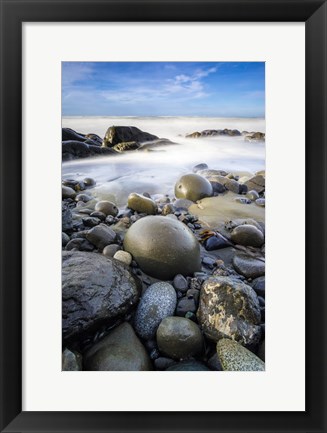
[62,116,265,208]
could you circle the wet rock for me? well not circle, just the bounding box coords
[94,201,119,217]
[156,317,204,360]
[83,177,96,187]
[166,360,210,371]
[103,244,121,258]
[252,276,265,297]
[176,297,197,316]
[62,232,70,247]
[86,223,118,250]
[65,238,94,252]
[113,141,140,152]
[127,192,157,215]
[185,131,201,138]
[175,174,213,202]
[113,250,132,266]
[62,251,140,342]
[123,216,201,280]
[230,224,264,247]
[173,198,194,210]
[62,140,116,160]
[134,282,177,340]
[82,217,101,228]
[102,125,158,147]
[84,322,152,371]
[193,163,208,173]
[62,185,76,199]
[62,202,73,233]
[255,198,265,207]
[233,253,265,279]
[62,348,83,371]
[173,274,188,292]
[62,128,87,142]
[246,190,259,201]
[198,169,228,177]
[244,175,265,193]
[217,338,265,371]
[204,234,231,251]
[154,357,175,370]
[197,276,261,345]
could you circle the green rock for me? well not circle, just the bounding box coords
[175,174,213,202]
[127,192,157,215]
[84,322,152,371]
[197,276,261,345]
[157,317,204,360]
[123,216,201,280]
[217,338,265,371]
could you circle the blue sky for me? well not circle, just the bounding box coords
[62,62,265,117]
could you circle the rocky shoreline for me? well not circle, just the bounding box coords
[62,126,265,372]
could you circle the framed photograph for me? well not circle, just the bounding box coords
[0,0,326,432]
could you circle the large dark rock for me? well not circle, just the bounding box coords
[84,322,152,371]
[62,251,140,342]
[62,140,116,161]
[102,126,158,147]
[197,276,261,346]
[123,216,201,280]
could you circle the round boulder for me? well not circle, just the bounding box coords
[197,276,261,346]
[134,282,177,340]
[95,200,118,217]
[174,173,213,202]
[157,317,204,360]
[123,216,201,280]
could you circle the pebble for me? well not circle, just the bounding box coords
[134,282,177,340]
[62,232,70,247]
[82,217,101,227]
[103,244,121,258]
[217,338,265,371]
[252,276,265,297]
[90,211,106,221]
[62,348,82,371]
[95,200,119,217]
[246,190,259,201]
[75,193,93,203]
[233,253,265,279]
[176,297,197,316]
[230,224,264,247]
[156,317,204,360]
[255,198,265,207]
[235,197,251,204]
[86,223,118,250]
[175,173,213,202]
[173,274,188,292]
[127,192,158,215]
[113,250,132,266]
[62,185,76,199]
[84,322,152,371]
[202,256,216,268]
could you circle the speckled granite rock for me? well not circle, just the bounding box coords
[217,338,265,371]
[197,276,261,346]
[134,282,177,340]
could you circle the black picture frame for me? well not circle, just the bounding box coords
[0,0,326,432]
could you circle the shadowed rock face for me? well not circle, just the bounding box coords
[62,140,116,161]
[62,251,141,343]
[102,126,158,147]
[197,276,261,346]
